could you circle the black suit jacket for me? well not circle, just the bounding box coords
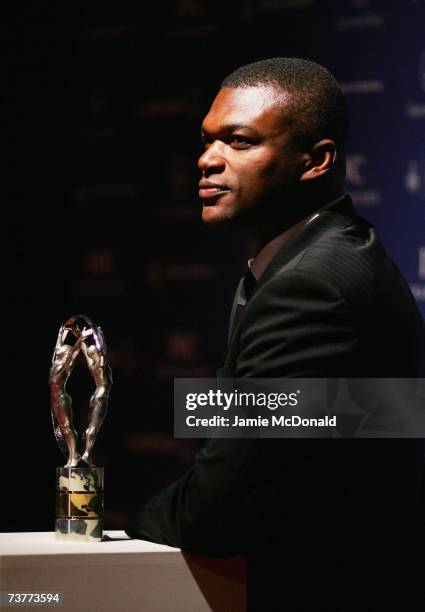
[127,197,425,610]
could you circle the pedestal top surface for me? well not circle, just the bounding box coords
[0,531,179,559]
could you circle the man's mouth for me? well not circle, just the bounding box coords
[199,181,230,201]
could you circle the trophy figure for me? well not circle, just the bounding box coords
[49,315,112,541]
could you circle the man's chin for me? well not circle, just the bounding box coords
[201,205,239,230]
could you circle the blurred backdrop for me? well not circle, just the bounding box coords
[5,0,425,532]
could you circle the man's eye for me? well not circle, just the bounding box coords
[230,135,251,148]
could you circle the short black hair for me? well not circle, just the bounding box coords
[221,57,349,156]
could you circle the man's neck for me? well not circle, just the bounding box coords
[250,188,344,252]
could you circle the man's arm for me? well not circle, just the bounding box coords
[126,271,356,554]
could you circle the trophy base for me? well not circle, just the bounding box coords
[55,467,104,542]
[55,518,103,542]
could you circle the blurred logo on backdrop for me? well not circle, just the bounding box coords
[410,248,425,304]
[335,0,384,31]
[404,159,425,195]
[419,247,425,281]
[406,50,425,119]
[346,153,381,207]
[419,49,425,93]
[340,80,384,94]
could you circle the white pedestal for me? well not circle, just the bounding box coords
[0,531,246,611]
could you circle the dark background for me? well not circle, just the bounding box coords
[5,0,424,532]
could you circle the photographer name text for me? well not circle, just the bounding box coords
[186,415,337,428]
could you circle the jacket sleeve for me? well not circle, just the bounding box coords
[126,436,287,555]
[125,432,335,556]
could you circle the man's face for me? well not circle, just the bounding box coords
[198,85,306,231]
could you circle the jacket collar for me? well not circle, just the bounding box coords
[248,195,357,299]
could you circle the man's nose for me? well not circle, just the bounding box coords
[198,141,225,175]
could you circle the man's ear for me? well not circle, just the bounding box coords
[300,139,337,181]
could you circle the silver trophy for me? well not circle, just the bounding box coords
[49,315,112,541]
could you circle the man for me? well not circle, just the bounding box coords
[126,59,425,610]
